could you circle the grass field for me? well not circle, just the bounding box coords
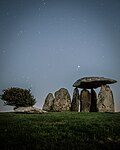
[0,112,120,150]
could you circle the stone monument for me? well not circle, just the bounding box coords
[73,77,117,112]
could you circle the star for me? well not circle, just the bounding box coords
[83,19,87,23]
[17,30,24,36]
[76,65,81,71]
[6,12,9,16]
[2,50,6,53]
[72,18,75,21]
[26,76,30,82]
[29,84,33,90]
[47,63,51,67]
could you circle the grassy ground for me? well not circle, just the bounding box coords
[0,112,120,150]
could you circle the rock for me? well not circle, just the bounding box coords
[90,89,98,112]
[80,89,91,112]
[53,88,71,112]
[14,107,47,113]
[71,88,79,112]
[73,77,117,89]
[42,93,54,111]
[97,85,115,112]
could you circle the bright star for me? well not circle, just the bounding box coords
[76,65,81,71]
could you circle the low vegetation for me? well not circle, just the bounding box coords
[0,112,120,150]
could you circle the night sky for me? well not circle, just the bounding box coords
[0,0,120,111]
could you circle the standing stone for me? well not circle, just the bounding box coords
[97,85,114,112]
[53,88,71,112]
[90,89,98,112]
[80,89,91,112]
[71,88,79,112]
[42,93,54,111]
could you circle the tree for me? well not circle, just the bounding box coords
[0,87,36,108]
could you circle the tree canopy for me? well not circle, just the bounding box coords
[0,87,36,108]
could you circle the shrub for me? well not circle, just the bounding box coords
[0,87,36,108]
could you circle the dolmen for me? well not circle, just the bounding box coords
[72,77,117,112]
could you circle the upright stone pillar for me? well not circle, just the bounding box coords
[53,88,71,112]
[97,85,115,112]
[80,89,91,112]
[90,89,98,112]
[42,93,54,111]
[71,88,79,112]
